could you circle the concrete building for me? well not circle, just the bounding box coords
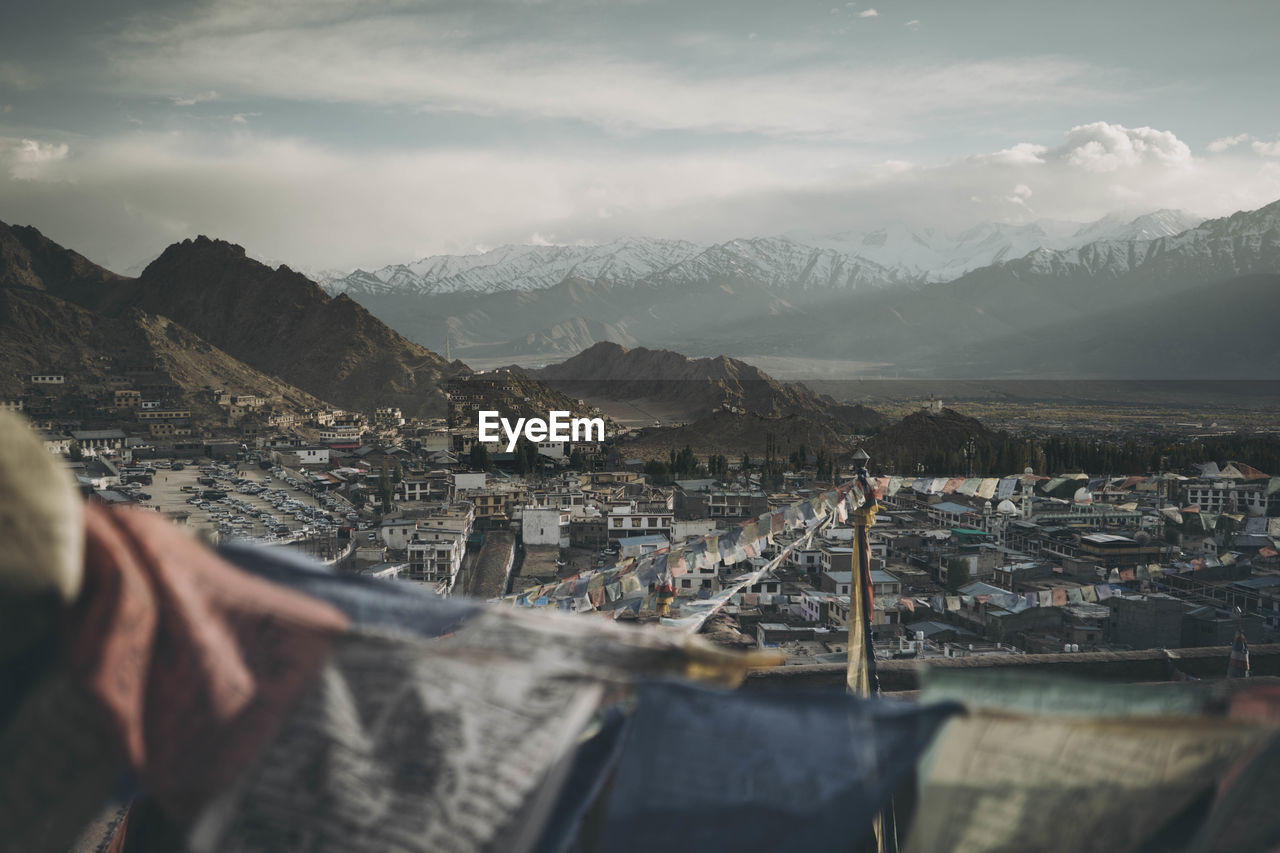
[618,534,669,559]
[1184,481,1276,517]
[70,429,126,455]
[606,500,673,543]
[523,506,570,548]
[406,530,466,590]
[706,490,770,519]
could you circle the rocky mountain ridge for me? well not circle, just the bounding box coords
[523,341,887,431]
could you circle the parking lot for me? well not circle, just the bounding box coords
[134,459,359,545]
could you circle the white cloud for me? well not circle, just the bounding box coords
[905,19,921,28]
[1207,133,1251,153]
[858,8,879,17]
[1252,138,1280,157]
[4,138,70,181]
[1061,122,1190,172]
[2,122,1278,273]
[0,130,860,270]
[104,3,1108,143]
[979,142,1048,166]
[169,91,219,106]
[1005,183,1033,208]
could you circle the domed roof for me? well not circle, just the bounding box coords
[997,499,1018,515]
[1073,487,1094,505]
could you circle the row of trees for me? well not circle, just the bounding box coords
[642,446,706,485]
[877,432,1280,478]
[460,428,1280,484]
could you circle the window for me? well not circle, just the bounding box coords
[631,518,641,527]
[648,518,658,527]
[681,579,691,589]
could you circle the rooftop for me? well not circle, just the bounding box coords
[71,429,126,440]
[931,501,978,516]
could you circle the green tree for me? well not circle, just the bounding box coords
[643,460,673,485]
[708,453,728,479]
[379,459,394,508]
[469,443,492,471]
[672,445,697,478]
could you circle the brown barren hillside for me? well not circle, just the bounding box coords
[127,237,466,419]
[862,407,1007,473]
[0,222,607,423]
[0,286,330,418]
[525,341,886,431]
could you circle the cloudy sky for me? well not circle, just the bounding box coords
[1,0,1278,273]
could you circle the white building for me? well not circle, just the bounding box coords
[1185,482,1274,517]
[606,500,673,541]
[618,533,670,560]
[535,440,566,460]
[677,556,720,595]
[296,446,330,466]
[788,546,825,571]
[318,425,362,442]
[672,519,719,542]
[454,472,488,492]
[380,505,476,554]
[70,429,126,456]
[379,519,421,551]
[523,506,570,548]
[406,529,466,590]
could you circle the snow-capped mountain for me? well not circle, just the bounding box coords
[319,210,1204,297]
[789,220,1078,283]
[789,211,1205,283]
[321,237,702,296]
[1012,202,1277,280]
[314,198,1277,375]
[642,236,913,291]
[1061,209,1204,249]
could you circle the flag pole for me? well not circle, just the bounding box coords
[847,451,891,852]
[847,451,880,696]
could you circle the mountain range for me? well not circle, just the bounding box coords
[320,209,1202,297]
[317,202,1279,378]
[0,224,598,422]
[2,223,879,436]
